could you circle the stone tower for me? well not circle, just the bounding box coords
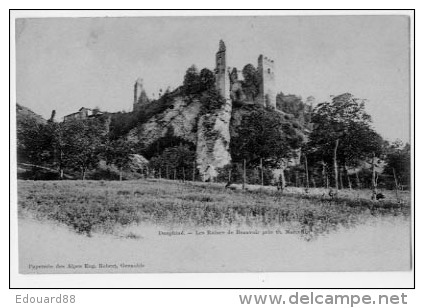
[215,40,230,100]
[258,55,276,108]
[133,78,149,112]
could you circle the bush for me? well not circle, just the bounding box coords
[89,167,120,181]
[18,168,60,181]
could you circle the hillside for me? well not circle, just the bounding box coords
[121,89,305,181]
[16,104,47,125]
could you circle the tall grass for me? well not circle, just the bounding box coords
[18,179,410,238]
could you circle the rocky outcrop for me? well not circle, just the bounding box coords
[196,98,232,181]
[128,97,201,147]
[129,94,234,181]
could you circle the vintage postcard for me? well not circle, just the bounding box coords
[12,12,413,274]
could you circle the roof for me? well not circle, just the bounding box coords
[64,107,93,119]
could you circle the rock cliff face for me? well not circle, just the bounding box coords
[129,94,233,181]
[196,98,232,181]
[128,97,201,147]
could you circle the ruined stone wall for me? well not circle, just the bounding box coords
[258,55,276,109]
[215,40,230,101]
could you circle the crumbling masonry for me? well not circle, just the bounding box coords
[215,39,276,108]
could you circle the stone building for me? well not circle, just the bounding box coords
[63,107,102,122]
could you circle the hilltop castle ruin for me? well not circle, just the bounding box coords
[215,40,276,108]
[133,40,277,112]
[128,40,279,181]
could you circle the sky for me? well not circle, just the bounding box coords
[15,15,411,142]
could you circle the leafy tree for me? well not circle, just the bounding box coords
[231,105,304,168]
[17,115,55,176]
[149,145,196,180]
[182,66,215,96]
[199,68,215,92]
[109,111,139,139]
[241,64,261,101]
[276,93,303,115]
[306,93,384,189]
[276,92,313,127]
[60,118,107,180]
[49,121,67,179]
[183,65,201,95]
[383,141,410,189]
[103,137,135,181]
[216,163,275,185]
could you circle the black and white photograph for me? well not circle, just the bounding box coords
[12,12,413,276]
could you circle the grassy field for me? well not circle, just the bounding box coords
[17,179,410,238]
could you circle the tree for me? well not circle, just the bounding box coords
[230,105,304,169]
[383,141,410,189]
[103,137,135,181]
[276,93,313,127]
[61,118,106,180]
[183,65,201,95]
[216,162,275,186]
[50,121,66,179]
[199,68,215,92]
[276,93,303,115]
[306,93,384,190]
[241,64,261,101]
[148,145,196,180]
[17,115,55,175]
